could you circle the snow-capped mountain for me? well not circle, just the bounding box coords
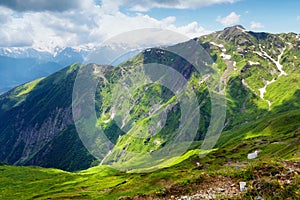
[0,46,87,61]
[0,47,87,94]
[0,47,53,60]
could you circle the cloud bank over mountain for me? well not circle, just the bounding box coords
[0,0,218,52]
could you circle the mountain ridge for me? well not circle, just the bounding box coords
[0,26,299,172]
[0,25,299,199]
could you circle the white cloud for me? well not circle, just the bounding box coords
[100,0,124,13]
[0,3,211,52]
[297,16,300,21]
[168,22,212,38]
[250,21,264,29]
[126,0,237,11]
[0,7,34,47]
[0,24,33,47]
[216,12,240,26]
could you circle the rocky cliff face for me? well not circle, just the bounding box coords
[13,107,72,164]
[0,64,95,171]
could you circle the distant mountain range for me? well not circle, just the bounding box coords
[0,47,87,94]
[0,25,299,172]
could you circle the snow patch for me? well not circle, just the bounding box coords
[258,78,276,110]
[248,61,260,65]
[236,26,248,33]
[259,44,287,77]
[258,79,275,100]
[242,79,251,90]
[198,74,210,85]
[253,51,264,58]
[221,53,231,60]
[233,61,236,67]
[256,44,288,111]
[210,42,224,49]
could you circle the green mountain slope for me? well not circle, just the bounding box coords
[0,109,299,199]
[0,25,299,173]
[0,64,95,171]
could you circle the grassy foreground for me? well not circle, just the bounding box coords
[0,110,299,200]
[0,158,299,199]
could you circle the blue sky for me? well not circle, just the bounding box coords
[122,0,300,33]
[0,0,299,52]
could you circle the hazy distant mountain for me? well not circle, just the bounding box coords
[0,47,86,94]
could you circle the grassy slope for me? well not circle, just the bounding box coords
[0,29,298,172]
[0,109,299,199]
[0,28,299,199]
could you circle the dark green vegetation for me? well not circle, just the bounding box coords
[0,63,95,171]
[0,25,299,199]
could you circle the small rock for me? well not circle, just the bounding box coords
[180,195,191,200]
[247,150,258,159]
[257,195,264,200]
[239,181,247,192]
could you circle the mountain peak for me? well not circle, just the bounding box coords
[222,25,247,35]
[209,24,251,46]
[224,25,246,31]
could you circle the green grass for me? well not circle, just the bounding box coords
[1,107,299,199]
[1,28,300,199]
[16,78,44,97]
